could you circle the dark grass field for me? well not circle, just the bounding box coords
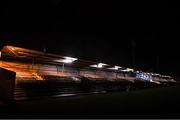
[1,84,180,119]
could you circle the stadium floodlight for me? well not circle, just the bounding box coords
[97,63,107,68]
[55,57,78,64]
[90,63,107,68]
[54,56,78,73]
[152,73,160,76]
[108,66,122,70]
[121,68,134,72]
[62,57,78,63]
[90,64,98,68]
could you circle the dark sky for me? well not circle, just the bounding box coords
[0,1,180,78]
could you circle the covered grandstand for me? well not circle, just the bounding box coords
[0,45,178,100]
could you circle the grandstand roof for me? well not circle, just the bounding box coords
[0,45,126,71]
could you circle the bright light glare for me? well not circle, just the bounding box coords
[121,68,134,72]
[152,73,160,76]
[108,66,122,70]
[64,57,78,61]
[55,57,78,63]
[136,72,152,81]
[63,57,78,63]
[97,63,106,68]
[90,63,107,68]
[62,59,74,63]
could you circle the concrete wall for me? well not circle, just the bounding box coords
[0,67,16,101]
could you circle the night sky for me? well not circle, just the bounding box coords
[0,1,179,78]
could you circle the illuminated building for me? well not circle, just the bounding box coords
[0,45,176,83]
[0,45,177,100]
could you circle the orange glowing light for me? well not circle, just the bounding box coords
[32,72,44,80]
